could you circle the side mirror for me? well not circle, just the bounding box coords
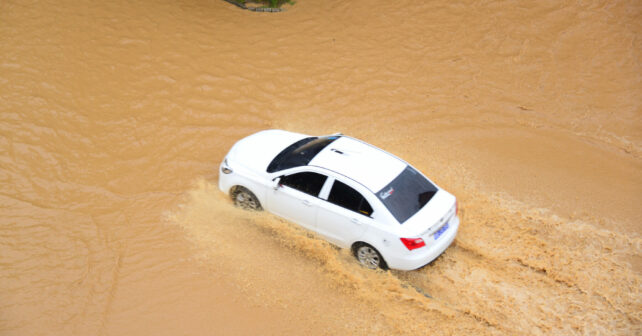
[272,176,282,190]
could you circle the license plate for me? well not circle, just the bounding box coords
[434,222,450,240]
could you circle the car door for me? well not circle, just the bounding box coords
[267,171,328,230]
[315,178,373,247]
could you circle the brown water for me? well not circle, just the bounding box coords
[1,0,640,335]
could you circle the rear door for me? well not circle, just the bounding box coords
[315,179,372,247]
[267,171,327,230]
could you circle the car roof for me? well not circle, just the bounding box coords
[309,136,406,192]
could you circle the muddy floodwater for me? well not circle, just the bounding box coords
[1,0,641,335]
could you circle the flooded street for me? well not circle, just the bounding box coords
[1,0,640,335]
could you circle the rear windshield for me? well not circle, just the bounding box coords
[266,136,339,173]
[377,166,438,224]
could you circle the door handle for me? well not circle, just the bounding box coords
[351,218,361,225]
[302,200,312,206]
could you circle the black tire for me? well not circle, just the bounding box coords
[231,186,262,211]
[353,243,387,270]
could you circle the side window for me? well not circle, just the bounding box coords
[327,180,373,216]
[280,172,327,197]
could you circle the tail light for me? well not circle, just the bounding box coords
[400,237,426,250]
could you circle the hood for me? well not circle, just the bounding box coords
[227,129,308,174]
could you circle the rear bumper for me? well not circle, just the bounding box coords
[386,215,459,271]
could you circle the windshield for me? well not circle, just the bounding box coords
[376,166,438,223]
[266,135,340,173]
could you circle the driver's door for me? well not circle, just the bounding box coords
[267,171,328,230]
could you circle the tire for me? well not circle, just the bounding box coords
[353,243,387,270]
[231,186,262,211]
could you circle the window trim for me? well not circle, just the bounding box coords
[271,166,386,222]
[318,176,335,200]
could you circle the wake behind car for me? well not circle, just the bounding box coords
[218,130,459,271]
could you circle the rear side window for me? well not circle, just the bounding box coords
[280,172,327,197]
[327,180,373,216]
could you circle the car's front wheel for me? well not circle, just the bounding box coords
[354,243,387,270]
[231,186,262,211]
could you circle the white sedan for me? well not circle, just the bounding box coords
[218,130,459,271]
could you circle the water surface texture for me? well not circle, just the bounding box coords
[1,1,640,335]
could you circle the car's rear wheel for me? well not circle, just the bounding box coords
[231,186,262,211]
[354,243,387,270]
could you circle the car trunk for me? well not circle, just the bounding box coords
[398,190,456,238]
